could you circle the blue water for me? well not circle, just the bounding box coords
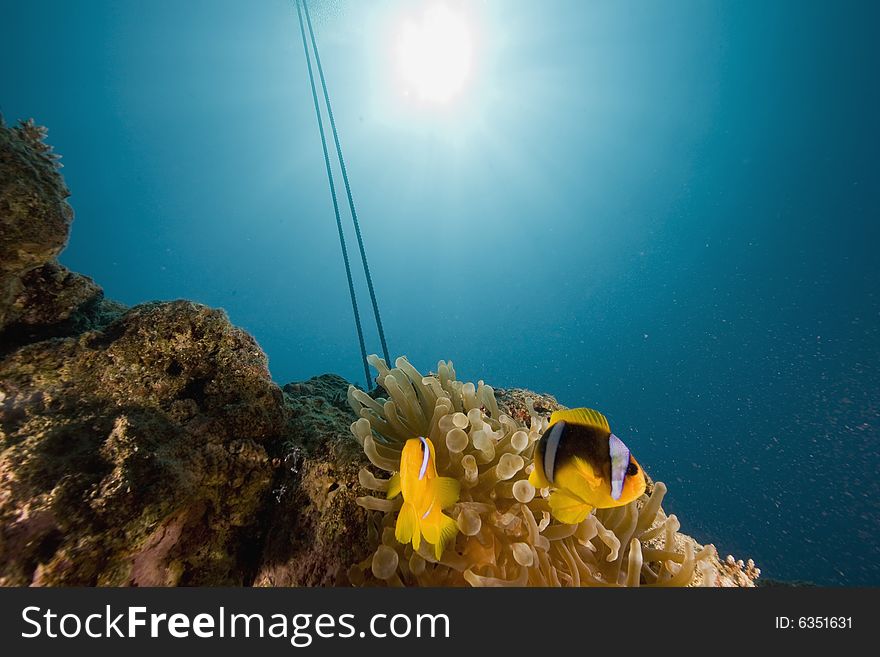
[3,0,878,586]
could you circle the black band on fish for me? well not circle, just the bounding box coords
[418,436,430,481]
[608,433,630,501]
[543,421,566,484]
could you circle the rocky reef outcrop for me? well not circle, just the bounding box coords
[0,118,122,350]
[253,375,375,586]
[0,119,71,329]
[0,118,757,586]
[0,118,285,585]
[0,300,285,585]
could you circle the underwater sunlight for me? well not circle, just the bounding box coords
[394,3,474,104]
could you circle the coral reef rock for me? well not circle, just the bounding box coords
[1,119,285,585]
[1,118,122,348]
[0,300,286,585]
[252,375,374,586]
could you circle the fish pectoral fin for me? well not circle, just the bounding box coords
[548,489,594,525]
[561,458,604,496]
[433,476,461,509]
[386,473,402,499]
[395,502,419,549]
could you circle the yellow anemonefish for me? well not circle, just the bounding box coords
[387,436,460,560]
[528,407,646,525]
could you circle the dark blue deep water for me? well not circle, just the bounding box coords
[3,0,878,585]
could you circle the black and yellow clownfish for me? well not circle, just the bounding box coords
[528,407,646,525]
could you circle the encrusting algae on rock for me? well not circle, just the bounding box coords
[348,355,738,587]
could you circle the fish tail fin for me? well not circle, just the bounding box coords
[548,489,594,525]
[396,501,420,550]
[434,512,459,561]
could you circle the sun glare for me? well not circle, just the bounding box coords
[395,4,473,104]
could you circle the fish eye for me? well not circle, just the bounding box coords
[626,462,639,476]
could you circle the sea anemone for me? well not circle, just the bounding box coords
[348,355,719,587]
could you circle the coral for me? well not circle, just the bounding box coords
[717,554,762,587]
[348,356,729,587]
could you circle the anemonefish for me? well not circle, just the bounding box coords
[528,407,646,525]
[387,437,460,560]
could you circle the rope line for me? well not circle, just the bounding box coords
[302,0,392,367]
[295,0,371,388]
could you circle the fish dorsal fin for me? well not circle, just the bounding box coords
[549,407,611,433]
